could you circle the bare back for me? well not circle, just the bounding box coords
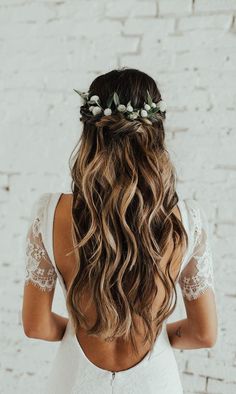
[52,193,184,372]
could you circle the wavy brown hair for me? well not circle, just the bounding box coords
[66,67,188,355]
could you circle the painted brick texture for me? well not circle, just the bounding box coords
[0,0,236,393]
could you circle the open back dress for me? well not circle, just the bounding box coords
[24,192,215,394]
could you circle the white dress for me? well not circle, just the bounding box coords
[24,192,215,394]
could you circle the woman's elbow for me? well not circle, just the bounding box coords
[22,312,51,339]
[23,325,43,339]
[22,319,49,339]
[200,335,217,348]
[198,328,218,348]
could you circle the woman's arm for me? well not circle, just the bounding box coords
[22,283,69,342]
[24,310,69,341]
[167,319,215,349]
[170,201,218,350]
[166,288,218,349]
[22,197,69,342]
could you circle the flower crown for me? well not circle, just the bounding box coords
[73,88,167,122]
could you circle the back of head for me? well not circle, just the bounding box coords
[66,67,188,354]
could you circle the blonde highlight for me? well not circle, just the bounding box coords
[66,68,188,355]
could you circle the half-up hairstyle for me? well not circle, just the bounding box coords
[66,67,188,355]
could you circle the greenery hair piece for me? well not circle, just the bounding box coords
[73,88,167,121]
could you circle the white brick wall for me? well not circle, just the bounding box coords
[0,0,236,393]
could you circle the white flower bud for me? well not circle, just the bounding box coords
[89,106,94,112]
[92,106,102,115]
[129,112,138,120]
[144,104,151,111]
[127,104,133,112]
[158,100,167,112]
[90,95,99,102]
[104,108,112,116]
[151,102,157,108]
[141,109,148,117]
[117,104,126,112]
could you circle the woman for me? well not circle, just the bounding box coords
[22,67,217,393]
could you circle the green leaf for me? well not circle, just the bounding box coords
[73,89,83,96]
[113,91,120,106]
[97,102,103,109]
[106,93,114,108]
[146,90,153,107]
[73,89,88,101]
[151,107,159,113]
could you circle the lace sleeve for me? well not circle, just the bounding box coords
[24,195,57,292]
[178,202,215,301]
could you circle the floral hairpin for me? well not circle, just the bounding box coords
[73,89,167,121]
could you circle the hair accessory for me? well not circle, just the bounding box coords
[73,89,167,122]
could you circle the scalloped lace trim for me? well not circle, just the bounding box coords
[25,194,57,292]
[179,204,215,301]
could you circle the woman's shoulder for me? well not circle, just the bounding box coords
[60,192,73,205]
[33,191,72,208]
[28,192,52,221]
[181,198,207,222]
[178,198,210,241]
[28,192,71,223]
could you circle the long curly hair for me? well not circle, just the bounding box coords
[66,67,188,355]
